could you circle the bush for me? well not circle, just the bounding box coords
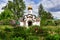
[3,19,10,25]
[44,20,56,26]
[26,36,39,40]
[29,25,40,35]
[45,34,60,40]
[9,20,16,26]
[0,27,13,40]
[4,27,13,32]
[0,25,60,40]
[12,27,28,40]
[13,37,24,40]
[0,19,16,26]
[0,31,6,39]
[29,26,48,36]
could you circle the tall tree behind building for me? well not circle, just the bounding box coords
[38,4,53,26]
[3,0,26,19]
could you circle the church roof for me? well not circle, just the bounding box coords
[36,17,40,22]
[19,17,24,22]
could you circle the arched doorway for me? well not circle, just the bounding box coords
[28,21,32,26]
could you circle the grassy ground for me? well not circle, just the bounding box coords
[0,25,13,31]
[0,25,60,31]
[0,25,60,40]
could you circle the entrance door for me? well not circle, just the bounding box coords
[28,21,32,26]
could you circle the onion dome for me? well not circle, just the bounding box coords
[28,5,32,10]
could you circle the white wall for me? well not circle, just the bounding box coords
[33,22,36,25]
[33,22,40,26]
[36,22,40,26]
[20,22,24,26]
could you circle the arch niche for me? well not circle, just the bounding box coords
[28,21,32,26]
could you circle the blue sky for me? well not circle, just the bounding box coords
[0,0,7,3]
[31,0,41,4]
[0,0,60,19]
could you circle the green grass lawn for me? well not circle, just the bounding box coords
[0,25,13,31]
[0,25,60,31]
[0,25,60,40]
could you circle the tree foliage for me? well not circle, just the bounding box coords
[3,0,26,19]
[38,4,53,20]
[0,9,13,20]
[38,4,53,26]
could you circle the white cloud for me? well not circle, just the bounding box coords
[0,0,8,13]
[41,0,60,9]
[24,0,60,19]
[42,0,60,19]
[51,12,60,19]
[0,3,7,13]
[0,0,60,19]
[0,0,13,13]
[24,0,40,16]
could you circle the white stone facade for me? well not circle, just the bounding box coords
[19,5,40,27]
[19,14,40,27]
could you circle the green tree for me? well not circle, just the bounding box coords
[0,9,13,20]
[38,4,44,17]
[38,4,53,19]
[4,0,26,19]
[38,4,53,26]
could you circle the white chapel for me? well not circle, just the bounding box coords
[19,5,40,28]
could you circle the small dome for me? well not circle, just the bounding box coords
[28,5,32,8]
[28,5,32,10]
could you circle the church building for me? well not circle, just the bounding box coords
[19,5,40,28]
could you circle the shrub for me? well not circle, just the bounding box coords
[9,20,16,26]
[26,36,39,40]
[0,31,6,39]
[45,34,60,40]
[13,37,24,40]
[3,19,10,25]
[12,27,28,40]
[44,20,56,26]
[29,25,40,35]
[4,27,13,32]
[29,26,48,36]
[0,27,13,40]
[0,19,16,26]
